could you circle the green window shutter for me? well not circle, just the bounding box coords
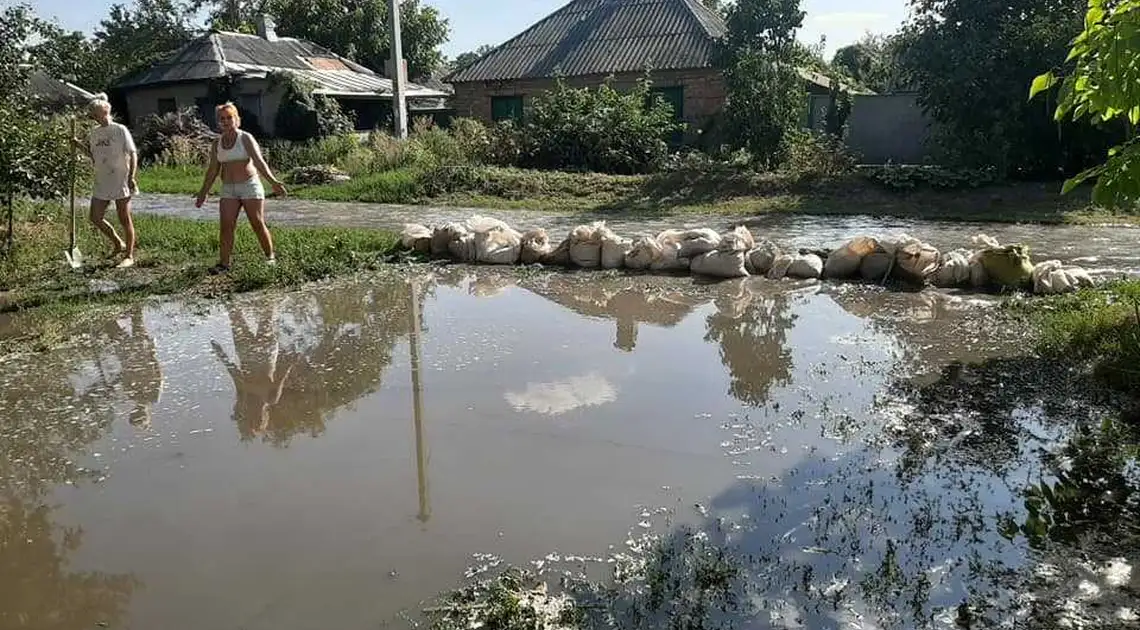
[491,95,524,122]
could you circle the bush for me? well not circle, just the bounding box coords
[271,72,354,142]
[780,130,857,181]
[262,134,362,172]
[861,164,1001,191]
[136,107,214,166]
[518,78,682,174]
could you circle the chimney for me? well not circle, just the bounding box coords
[255,14,277,41]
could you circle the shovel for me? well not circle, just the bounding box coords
[64,118,82,269]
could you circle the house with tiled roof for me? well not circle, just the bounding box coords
[112,16,449,136]
[443,0,836,136]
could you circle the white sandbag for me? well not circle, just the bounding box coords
[400,223,433,252]
[718,226,755,252]
[465,214,514,234]
[767,254,795,280]
[823,236,878,279]
[746,240,781,275]
[971,233,1001,250]
[895,239,940,284]
[1032,260,1063,294]
[930,249,972,288]
[650,240,691,272]
[658,228,720,259]
[967,252,989,288]
[1067,266,1096,289]
[430,224,454,258]
[599,225,632,270]
[690,250,749,279]
[786,253,824,279]
[1032,260,1096,295]
[568,222,605,268]
[519,228,553,265]
[474,228,522,265]
[624,236,661,270]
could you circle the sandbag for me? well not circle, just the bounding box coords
[968,252,989,288]
[466,214,514,234]
[544,238,572,267]
[400,223,432,253]
[1032,260,1096,295]
[860,250,894,282]
[430,224,454,258]
[690,250,749,279]
[658,228,720,259]
[894,238,940,284]
[786,253,824,279]
[823,236,878,279]
[971,234,1001,250]
[449,231,477,263]
[745,240,780,275]
[767,254,795,280]
[519,228,553,265]
[979,244,1034,288]
[474,228,522,265]
[930,249,972,288]
[718,226,755,252]
[650,240,691,272]
[599,225,632,270]
[624,236,661,270]
[568,222,605,268]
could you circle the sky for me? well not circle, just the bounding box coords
[13,0,910,59]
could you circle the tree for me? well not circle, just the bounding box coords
[451,44,495,72]
[831,33,908,93]
[1031,0,1140,207]
[194,0,451,79]
[93,0,197,88]
[0,5,71,253]
[901,0,1120,179]
[718,0,806,166]
[25,26,106,91]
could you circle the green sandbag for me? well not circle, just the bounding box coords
[979,244,1034,288]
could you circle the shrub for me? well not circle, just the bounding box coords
[136,107,214,166]
[780,130,857,181]
[519,78,682,174]
[271,72,354,142]
[262,134,362,172]
[861,164,1001,191]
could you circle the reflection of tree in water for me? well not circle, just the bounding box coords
[213,278,426,447]
[703,280,796,407]
[0,312,146,629]
[0,496,138,630]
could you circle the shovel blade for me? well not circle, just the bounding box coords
[65,248,83,269]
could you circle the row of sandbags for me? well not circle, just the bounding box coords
[399,218,1097,295]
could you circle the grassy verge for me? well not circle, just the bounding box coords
[137,164,1139,225]
[1033,280,1140,395]
[0,200,401,355]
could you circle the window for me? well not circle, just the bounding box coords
[491,95,524,123]
[238,93,262,124]
[157,97,177,115]
[648,86,684,120]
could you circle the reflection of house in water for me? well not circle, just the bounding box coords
[212,279,428,446]
[526,278,707,351]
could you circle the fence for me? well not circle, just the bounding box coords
[808,92,933,165]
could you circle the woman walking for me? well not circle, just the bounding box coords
[194,102,286,274]
[72,95,139,268]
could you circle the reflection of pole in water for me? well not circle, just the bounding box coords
[409,279,430,524]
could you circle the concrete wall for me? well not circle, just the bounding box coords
[809,92,933,164]
[122,78,287,135]
[450,68,728,135]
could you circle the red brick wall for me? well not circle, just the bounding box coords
[449,68,728,135]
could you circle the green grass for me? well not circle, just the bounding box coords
[137,164,1139,226]
[0,200,401,355]
[1033,280,1140,393]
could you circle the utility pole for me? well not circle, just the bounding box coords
[387,0,408,139]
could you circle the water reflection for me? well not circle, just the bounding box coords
[703,280,796,407]
[210,279,428,446]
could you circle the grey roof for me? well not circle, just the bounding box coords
[444,0,728,83]
[114,31,448,98]
[25,68,97,105]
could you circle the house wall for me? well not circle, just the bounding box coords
[450,68,728,133]
[121,78,288,136]
[808,92,934,164]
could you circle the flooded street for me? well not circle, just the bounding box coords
[1,265,1135,629]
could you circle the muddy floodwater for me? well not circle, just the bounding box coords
[2,265,1136,629]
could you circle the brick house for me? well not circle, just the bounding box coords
[443,0,833,140]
